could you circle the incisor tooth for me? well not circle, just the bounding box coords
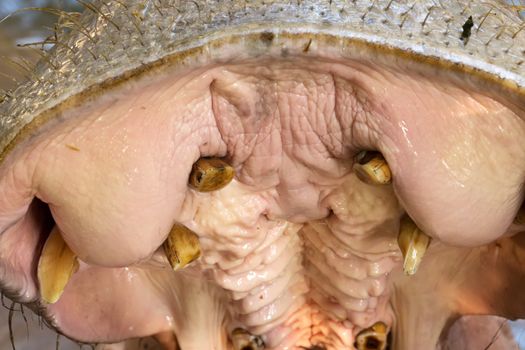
[353,151,392,185]
[37,227,79,304]
[355,321,388,350]
[163,223,201,271]
[398,216,431,276]
[189,157,235,192]
[231,328,265,350]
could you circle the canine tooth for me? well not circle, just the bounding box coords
[353,151,392,185]
[37,227,79,304]
[163,223,201,271]
[398,216,431,276]
[189,157,235,192]
[231,328,265,350]
[355,321,388,350]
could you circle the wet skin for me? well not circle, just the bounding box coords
[0,1,524,350]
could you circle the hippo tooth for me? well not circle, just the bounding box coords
[37,226,79,304]
[163,223,201,271]
[231,328,265,350]
[397,216,431,276]
[188,157,235,192]
[355,321,388,350]
[352,151,392,185]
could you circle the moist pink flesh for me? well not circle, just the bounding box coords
[0,58,523,349]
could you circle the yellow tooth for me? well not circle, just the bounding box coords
[188,157,235,192]
[398,216,431,276]
[353,151,392,186]
[355,322,388,350]
[37,227,79,304]
[163,223,201,271]
[231,328,265,350]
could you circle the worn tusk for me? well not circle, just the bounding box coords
[353,151,392,185]
[231,328,265,350]
[397,215,431,276]
[37,226,79,304]
[163,223,201,271]
[189,157,235,192]
[355,321,388,350]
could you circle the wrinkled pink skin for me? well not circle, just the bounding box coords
[0,57,524,349]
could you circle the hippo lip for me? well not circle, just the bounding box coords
[0,199,60,327]
[2,0,523,350]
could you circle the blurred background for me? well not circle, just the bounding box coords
[0,0,84,91]
[0,0,523,349]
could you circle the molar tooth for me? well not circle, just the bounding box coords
[398,216,431,276]
[163,223,201,271]
[37,226,79,304]
[355,321,388,350]
[353,151,392,185]
[231,328,265,350]
[189,157,235,192]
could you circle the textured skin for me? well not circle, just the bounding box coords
[0,0,523,158]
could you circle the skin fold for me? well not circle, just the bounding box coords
[0,1,523,349]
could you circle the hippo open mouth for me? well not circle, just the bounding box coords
[0,1,524,349]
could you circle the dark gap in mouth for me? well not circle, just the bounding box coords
[516,201,525,224]
[365,336,380,349]
[355,151,381,165]
[307,345,326,350]
[28,198,55,287]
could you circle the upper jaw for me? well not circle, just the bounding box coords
[2,0,524,157]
